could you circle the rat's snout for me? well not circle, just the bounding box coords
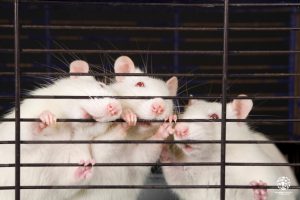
[106,100,122,117]
[151,98,165,116]
[175,123,189,139]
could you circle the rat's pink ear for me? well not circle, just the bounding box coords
[166,76,178,96]
[231,94,253,119]
[69,60,89,79]
[114,56,136,82]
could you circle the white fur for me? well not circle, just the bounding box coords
[0,72,121,199]
[71,56,178,200]
[162,100,299,200]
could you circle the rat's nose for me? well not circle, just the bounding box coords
[175,123,189,138]
[107,101,122,117]
[151,98,165,115]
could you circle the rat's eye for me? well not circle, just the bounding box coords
[135,81,145,87]
[209,113,219,120]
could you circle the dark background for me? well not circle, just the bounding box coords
[0,1,299,199]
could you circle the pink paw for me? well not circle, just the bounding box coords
[155,115,177,139]
[121,109,137,126]
[107,102,121,117]
[74,159,96,181]
[250,180,268,200]
[38,110,57,131]
[174,123,189,139]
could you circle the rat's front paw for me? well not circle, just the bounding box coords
[34,110,57,134]
[155,115,177,140]
[121,109,137,126]
[74,159,96,181]
[250,180,268,200]
[39,110,57,129]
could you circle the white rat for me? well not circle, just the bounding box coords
[0,60,122,200]
[71,56,178,200]
[161,95,299,200]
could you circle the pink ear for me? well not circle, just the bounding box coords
[69,60,89,79]
[231,94,253,119]
[114,56,135,82]
[166,76,178,96]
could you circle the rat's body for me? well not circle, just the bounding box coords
[161,97,298,200]
[0,61,122,200]
[71,56,178,200]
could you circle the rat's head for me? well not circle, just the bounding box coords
[173,95,253,156]
[65,60,122,126]
[111,55,178,124]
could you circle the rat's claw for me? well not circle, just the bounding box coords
[131,113,137,126]
[168,115,173,123]
[84,159,96,166]
[121,109,137,127]
[173,115,177,123]
[167,114,178,124]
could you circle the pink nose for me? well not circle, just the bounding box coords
[107,102,121,116]
[151,101,165,115]
[175,124,189,138]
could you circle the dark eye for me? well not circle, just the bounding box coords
[135,82,145,87]
[209,113,219,120]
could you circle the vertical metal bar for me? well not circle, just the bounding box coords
[173,9,179,73]
[221,0,229,200]
[14,0,21,200]
[45,4,51,73]
[173,8,181,113]
[288,7,296,139]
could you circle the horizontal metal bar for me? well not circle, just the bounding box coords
[0,118,300,123]
[0,49,14,53]
[231,50,300,55]
[230,27,300,31]
[0,72,224,77]
[1,140,300,145]
[23,49,223,55]
[2,49,300,55]
[230,3,300,7]
[17,1,224,7]
[2,72,300,78]
[0,24,14,28]
[18,1,300,7]
[0,185,298,190]
[1,95,300,100]
[1,162,300,168]
[2,25,300,31]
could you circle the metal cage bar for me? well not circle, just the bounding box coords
[2,72,300,77]
[15,1,300,7]
[220,0,229,199]
[14,0,20,200]
[2,24,300,31]
[0,0,298,199]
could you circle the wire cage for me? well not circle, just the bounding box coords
[0,0,300,200]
